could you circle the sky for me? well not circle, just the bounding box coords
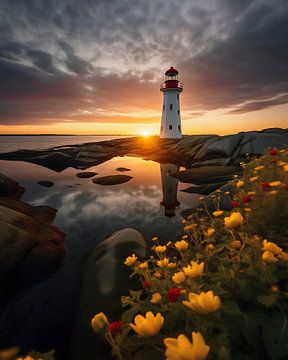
[0,0,287,135]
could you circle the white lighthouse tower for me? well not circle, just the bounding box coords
[160,66,183,139]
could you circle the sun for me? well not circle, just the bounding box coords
[140,130,150,137]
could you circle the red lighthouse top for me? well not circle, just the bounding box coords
[165,66,179,76]
[160,66,183,92]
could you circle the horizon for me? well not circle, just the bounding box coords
[0,0,287,135]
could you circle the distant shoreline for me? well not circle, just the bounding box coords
[0,134,134,136]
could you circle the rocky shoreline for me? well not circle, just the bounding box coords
[0,127,288,358]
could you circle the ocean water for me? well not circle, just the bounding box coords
[0,135,130,153]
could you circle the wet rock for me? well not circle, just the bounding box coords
[115,167,131,172]
[181,181,227,195]
[171,166,242,185]
[0,174,24,198]
[0,174,65,289]
[75,172,97,179]
[70,228,146,360]
[37,180,54,188]
[92,175,133,185]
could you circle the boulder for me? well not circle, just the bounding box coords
[115,167,131,172]
[0,174,24,198]
[92,175,133,185]
[0,174,65,289]
[75,172,98,179]
[37,180,54,188]
[70,228,146,360]
[181,182,227,195]
[171,166,242,185]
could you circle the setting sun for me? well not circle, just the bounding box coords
[140,130,150,137]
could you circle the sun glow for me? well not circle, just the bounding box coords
[140,130,150,137]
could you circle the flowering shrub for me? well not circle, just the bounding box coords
[91,149,288,359]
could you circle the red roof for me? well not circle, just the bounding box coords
[165,66,179,75]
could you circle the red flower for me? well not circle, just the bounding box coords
[231,201,240,207]
[260,182,271,191]
[242,195,252,203]
[269,148,278,156]
[271,159,277,164]
[108,321,123,335]
[143,280,151,289]
[166,288,181,303]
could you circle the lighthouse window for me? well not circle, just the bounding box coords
[163,104,165,110]
[177,94,179,100]
[161,126,163,131]
[169,125,172,130]
[177,110,180,114]
[169,104,173,110]
[178,125,181,131]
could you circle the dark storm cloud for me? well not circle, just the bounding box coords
[0,0,287,125]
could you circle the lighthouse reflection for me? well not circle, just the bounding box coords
[160,163,180,218]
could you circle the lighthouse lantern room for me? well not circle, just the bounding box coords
[160,66,183,139]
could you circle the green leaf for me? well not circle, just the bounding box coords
[257,295,277,307]
[223,301,242,316]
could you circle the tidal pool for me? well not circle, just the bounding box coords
[0,156,200,260]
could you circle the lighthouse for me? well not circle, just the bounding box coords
[160,66,183,139]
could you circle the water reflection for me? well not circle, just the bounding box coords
[160,163,180,218]
[0,156,200,260]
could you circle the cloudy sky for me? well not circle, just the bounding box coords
[0,0,287,135]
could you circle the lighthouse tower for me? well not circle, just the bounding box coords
[160,66,183,139]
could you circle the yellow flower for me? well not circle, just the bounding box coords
[269,190,278,195]
[175,240,189,251]
[184,224,197,231]
[254,165,264,171]
[151,236,158,241]
[180,289,187,295]
[172,271,186,284]
[124,254,138,266]
[91,312,109,332]
[262,251,278,263]
[182,235,188,240]
[236,180,244,188]
[205,227,215,237]
[262,240,282,254]
[250,176,258,182]
[167,262,177,269]
[224,191,230,195]
[164,332,210,360]
[139,262,149,269]
[231,240,242,249]
[130,311,164,337]
[244,208,252,212]
[207,244,214,249]
[271,284,279,292]
[154,271,162,279]
[248,191,256,195]
[151,293,162,304]
[154,245,167,253]
[157,258,169,268]
[283,164,288,172]
[278,252,288,261]
[183,261,204,278]
[224,212,243,229]
[183,291,222,314]
[277,161,286,166]
[166,241,172,247]
[212,210,223,217]
[269,181,282,187]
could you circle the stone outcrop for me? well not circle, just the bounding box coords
[76,171,98,178]
[0,174,65,289]
[92,175,133,185]
[0,129,287,173]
